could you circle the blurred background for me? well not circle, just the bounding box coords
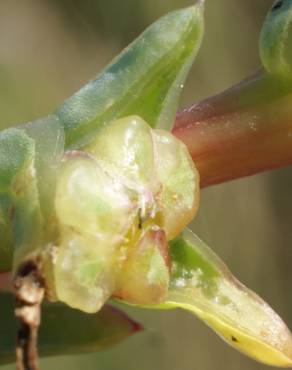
[1,0,292,369]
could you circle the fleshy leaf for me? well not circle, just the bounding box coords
[140,229,292,367]
[46,117,199,312]
[0,128,43,271]
[0,292,141,364]
[174,1,292,187]
[56,1,204,148]
[0,116,65,273]
[115,228,170,305]
[87,115,200,241]
[23,115,65,223]
[0,128,34,193]
[260,0,292,80]
[53,152,136,313]
[86,116,157,189]
[151,129,199,240]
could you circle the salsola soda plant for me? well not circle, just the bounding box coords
[1,0,292,369]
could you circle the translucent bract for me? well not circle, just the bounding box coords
[51,116,200,312]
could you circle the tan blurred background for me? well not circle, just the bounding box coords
[1,0,292,369]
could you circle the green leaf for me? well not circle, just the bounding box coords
[0,292,141,364]
[0,116,65,272]
[0,129,42,271]
[0,116,65,273]
[56,1,204,148]
[23,115,65,224]
[139,229,292,367]
[260,0,292,80]
[0,128,34,193]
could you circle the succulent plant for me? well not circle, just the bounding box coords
[1,1,292,368]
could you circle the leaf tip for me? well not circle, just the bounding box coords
[131,321,144,334]
[196,0,205,8]
[107,305,144,335]
[191,0,205,14]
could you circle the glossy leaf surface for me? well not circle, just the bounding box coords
[56,2,204,148]
[51,116,199,313]
[23,115,65,223]
[0,293,141,364]
[115,228,170,305]
[151,129,199,240]
[0,117,65,272]
[0,128,42,271]
[142,229,292,367]
[174,0,292,187]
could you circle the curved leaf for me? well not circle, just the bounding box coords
[0,116,65,273]
[56,1,204,148]
[140,229,292,367]
[23,115,65,223]
[0,293,141,364]
[0,128,42,271]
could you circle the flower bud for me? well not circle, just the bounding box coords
[51,116,199,312]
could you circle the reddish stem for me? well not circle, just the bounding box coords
[1,72,292,285]
[173,71,292,187]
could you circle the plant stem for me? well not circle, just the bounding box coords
[1,75,292,287]
[14,261,44,370]
[173,71,292,187]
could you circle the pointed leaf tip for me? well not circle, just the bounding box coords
[134,229,292,367]
[196,0,205,8]
[0,293,142,364]
[56,4,204,148]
